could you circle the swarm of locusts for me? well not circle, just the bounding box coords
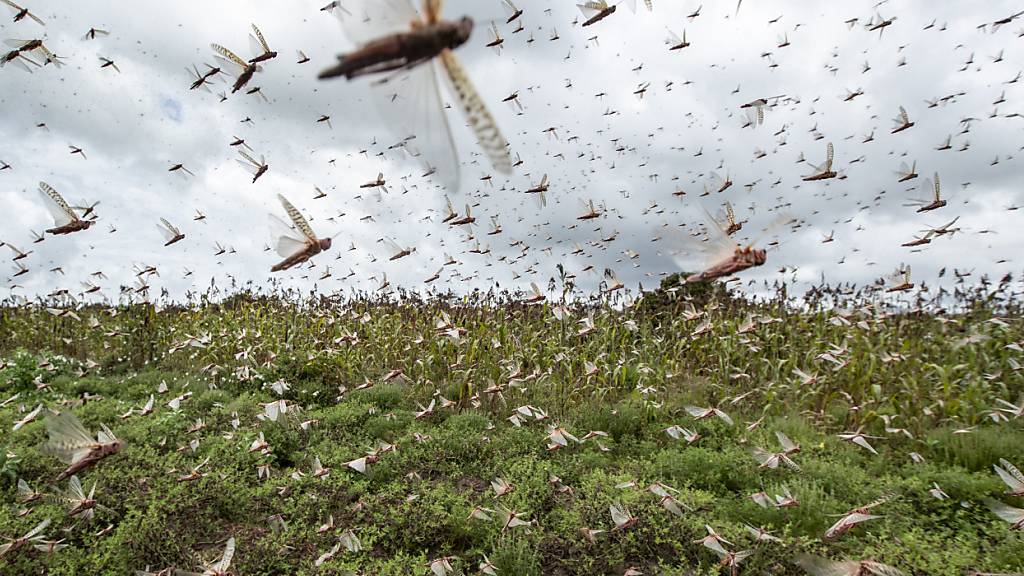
[3,0,1024,574]
[2,271,1024,574]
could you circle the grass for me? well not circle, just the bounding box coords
[1,276,1022,575]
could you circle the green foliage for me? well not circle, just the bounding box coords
[0,291,1022,575]
[0,348,47,393]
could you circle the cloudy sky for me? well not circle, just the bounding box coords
[1,0,1022,303]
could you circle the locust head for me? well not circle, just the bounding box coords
[319,238,333,252]
[451,17,474,49]
[103,438,125,456]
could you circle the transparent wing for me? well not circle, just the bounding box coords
[67,475,86,499]
[98,424,117,443]
[236,150,262,174]
[661,221,736,271]
[609,502,629,526]
[373,61,460,191]
[502,0,519,18]
[749,447,775,466]
[268,214,310,258]
[907,177,934,205]
[248,33,265,59]
[216,537,236,571]
[278,194,318,242]
[45,411,97,464]
[211,44,248,69]
[385,237,405,254]
[23,518,51,540]
[987,498,1024,524]
[776,431,797,452]
[38,182,76,226]
[213,54,247,79]
[578,2,608,19]
[439,51,512,174]
[699,208,742,266]
[158,218,179,242]
[334,0,421,46]
[702,537,729,557]
[996,459,1024,491]
[252,24,271,52]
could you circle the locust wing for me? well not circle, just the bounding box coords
[373,60,460,191]
[333,0,421,46]
[158,218,180,243]
[277,194,318,243]
[439,51,513,175]
[38,182,78,226]
[45,411,98,465]
[214,537,236,573]
[211,43,250,78]
[268,214,310,259]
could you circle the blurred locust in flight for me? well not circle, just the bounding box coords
[269,194,333,272]
[319,0,512,192]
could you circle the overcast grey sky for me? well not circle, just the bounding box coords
[1,0,1022,303]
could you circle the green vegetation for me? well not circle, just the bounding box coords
[1,279,1022,575]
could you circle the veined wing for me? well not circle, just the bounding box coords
[215,537,236,572]
[776,431,798,452]
[372,61,460,191]
[211,44,247,67]
[689,207,742,266]
[502,0,520,19]
[67,475,87,500]
[158,218,180,242]
[578,2,609,19]
[97,423,117,443]
[906,176,935,205]
[278,194,318,242]
[236,150,260,173]
[661,220,735,271]
[609,501,631,527]
[38,182,77,226]
[986,498,1024,524]
[249,32,266,60]
[424,0,445,24]
[211,44,248,77]
[701,536,729,557]
[439,50,513,174]
[45,411,98,464]
[4,38,35,49]
[384,236,405,255]
[996,458,1024,492]
[252,23,270,52]
[268,214,309,259]
[334,0,421,47]
[23,518,51,540]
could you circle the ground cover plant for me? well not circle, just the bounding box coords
[1,278,1023,575]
